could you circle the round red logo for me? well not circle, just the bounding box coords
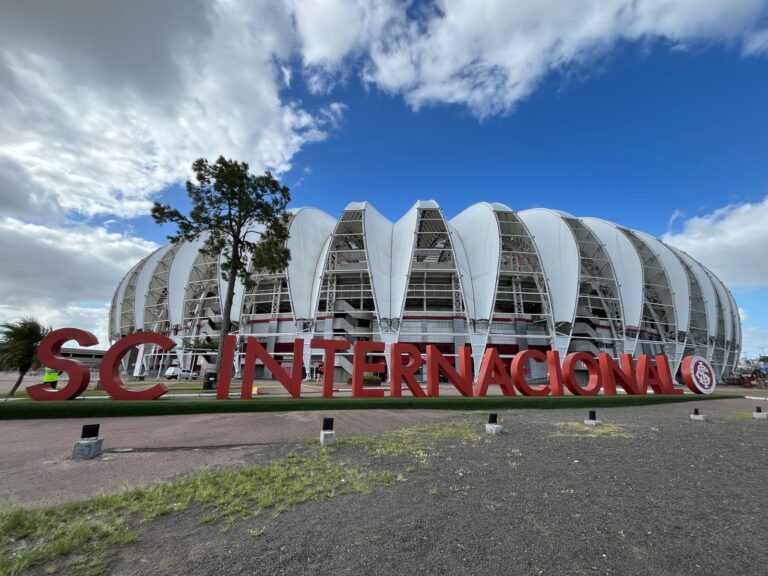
[682,355,717,394]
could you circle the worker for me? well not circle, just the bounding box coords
[43,367,59,389]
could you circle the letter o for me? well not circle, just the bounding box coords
[562,352,602,396]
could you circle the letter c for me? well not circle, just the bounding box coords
[99,332,174,400]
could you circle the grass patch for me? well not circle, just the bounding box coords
[79,383,204,398]
[727,411,762,421]
[0,507,135,576]
[0,393,732,420]
[0,451,379,576]
[339,418,483,462]
[551,422,634,438]
[1,416,486,574]
[2,413,484,575]
[93,452,374,522]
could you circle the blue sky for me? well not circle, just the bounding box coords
[144,41,768,357]
[147,43,768,237]
[1,1,767,356]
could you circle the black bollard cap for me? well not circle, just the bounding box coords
[757,406,763,413]
[322,417,334,431]
[81,424,100,439]
[488,413,498,425]
[588,410,596,421]
[693,408,700,416]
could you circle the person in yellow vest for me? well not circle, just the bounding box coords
[43,367,59,389]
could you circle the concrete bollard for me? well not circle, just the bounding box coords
[72,438,103,460]
[485,413,503,434]
[753,406,767,420]
[690,408,706,421]
[320,417,336,446]
[584,409,601,426]
[320,430,337,446]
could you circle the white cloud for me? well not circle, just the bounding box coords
[741,325,768,358]
[739,307,750,323]
[293,0,368,65]
[662,196,768,288]
[0,218,157,346]
[744,28,768,54]
[2,1,766,222]
[2,0,768,349]
[289,0,768,117]
[0,0,343,220]
[667,209,685,231]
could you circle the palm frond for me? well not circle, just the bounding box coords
[0,317,51,373]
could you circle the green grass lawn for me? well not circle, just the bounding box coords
[0,393,734,420]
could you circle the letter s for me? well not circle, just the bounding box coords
[27,328,99,401]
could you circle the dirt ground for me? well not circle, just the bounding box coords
[0,409,451,508]
[4,397,766,575]
[97,397,768,576]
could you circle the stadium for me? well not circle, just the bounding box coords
[109,201,741,384]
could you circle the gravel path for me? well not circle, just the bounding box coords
[101,398,767,575]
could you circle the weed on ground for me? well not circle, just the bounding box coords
[338,417,483,462]
[0,416,485,575]
[551,421,634,438]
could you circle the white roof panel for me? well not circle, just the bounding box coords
[668,247,718,340]
[309,235,333,317]
[168,236,206,328]
[363,204,394,319]
[133,245,174,330]
[517,209,580,326]
[449,218,476,320]
[112,259,145,338]
[635,232,691,334]
[390,203,419,319]
[726,287,740,348]
[286,208,336,319]
[581,218,644,328]
[707,269,733,343]
[449,203,499,320]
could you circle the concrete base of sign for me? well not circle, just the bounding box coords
[690,414,706,421]
[753,412,767,420]
[583,419,601,426]
[72,438,103,460]
[485,423,503,435]
[320,430,336,447]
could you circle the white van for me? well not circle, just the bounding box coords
[165,367,199,380]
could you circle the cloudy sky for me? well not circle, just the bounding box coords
[1,0,767,356]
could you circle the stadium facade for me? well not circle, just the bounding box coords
[109,201,741,383]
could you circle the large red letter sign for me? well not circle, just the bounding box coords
[598,353,637,396]
[352,341,386,398]
[635,354,681,395]
[562,352,602,396]
[475,347,515,397]
[510,349,550,396]
[215,335,238,400]
[390,343,426,397]
[99,332,173,400]
[681,355,717,394]
[27,328,99,401]
[425,345,473,397]
[311,339,351,398]
[241,338,304,398]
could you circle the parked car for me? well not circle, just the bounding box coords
[165,367,199,380]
